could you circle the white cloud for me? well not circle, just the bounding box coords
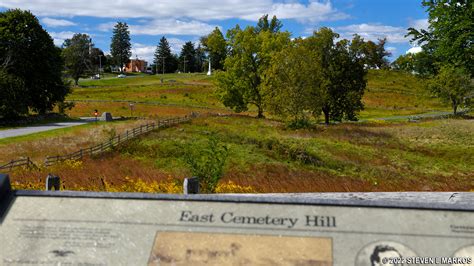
[97,22,117,32]
[167,38,189,54]
[131,38,190,63]
[406,46,422,54]
[336,23,408,43]
[262,1,349,23]
[130,19,217,36]
[131,43,156,63]
[409,19,429,31]
[48,31,76,46]
[0,0,347,22]
[41,17,77,27]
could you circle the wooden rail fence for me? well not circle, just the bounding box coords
[0,116,191,172]
[0,157,37,171]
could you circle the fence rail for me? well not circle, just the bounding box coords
[43,116,190,167]
[0,157,37,171]
[1,116,191,172]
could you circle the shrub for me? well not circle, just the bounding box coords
[184,135,228,193]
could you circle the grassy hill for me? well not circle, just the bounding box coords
[5,70,473,192]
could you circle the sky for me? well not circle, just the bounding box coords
[0,0,429,63]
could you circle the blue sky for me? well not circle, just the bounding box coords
[0,0,429,62]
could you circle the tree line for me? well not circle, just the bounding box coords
[1,1,472,120]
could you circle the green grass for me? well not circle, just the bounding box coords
[360,70,450,119]
[111,115,473,192]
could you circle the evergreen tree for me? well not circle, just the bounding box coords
[195,44,206,72]
[179,41,197,73]
[154,36,176,74]
[110,22,131,72]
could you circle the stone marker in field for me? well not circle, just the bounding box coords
[0,174,473,265]
[101,112,113,122]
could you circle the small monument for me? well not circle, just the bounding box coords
[101,112,113,122]
[207,57,212,76]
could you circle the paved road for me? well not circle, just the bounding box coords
[0,121,90,139]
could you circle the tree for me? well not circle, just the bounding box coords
[391,50,437,76]
[90,47,106,75]
[350,34,391,69]
[408,0,473,76]
[62,34,93,85]
[179,41,197,73]
[256,14,283,33]
[110,22,131,72]
[0,9,69,117]
[195,44,206,72]
[306,28,367,124]
[263,38,323,125]
[429,65,473,115]
[201,27,227,70]
[216,25,291,118]
[154,36,177,74]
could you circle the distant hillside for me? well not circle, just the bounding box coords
[361,70,448,119]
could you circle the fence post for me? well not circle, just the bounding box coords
[183,177,199,194]
[80,149,83,160]
[45,174,60,191]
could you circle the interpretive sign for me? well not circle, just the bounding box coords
[0,174,473,265]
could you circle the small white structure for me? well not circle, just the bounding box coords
[207,57,212,76]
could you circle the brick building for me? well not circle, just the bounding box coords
[125,59,148,73]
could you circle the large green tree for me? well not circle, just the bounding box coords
[154,36,178,74]
[428,65,472,114]
[179,41,197,73]
[110,22,131,72]
[263,38,323,124]
[306,28,367,124]
[408,0,473,76]
[201,27,227,70]
[216,25,291,118]
[0,9,69,118]
[62,33,93,85]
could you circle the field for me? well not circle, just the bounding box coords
[2,70,473,192]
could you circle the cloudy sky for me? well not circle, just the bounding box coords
[0,0,429,62]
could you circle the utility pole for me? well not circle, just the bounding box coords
[99,54,102,78]
[183,56,188,73]
[157,56,165,75]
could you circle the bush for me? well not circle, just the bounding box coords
[286,119,312,129]
[184,135,228,193]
